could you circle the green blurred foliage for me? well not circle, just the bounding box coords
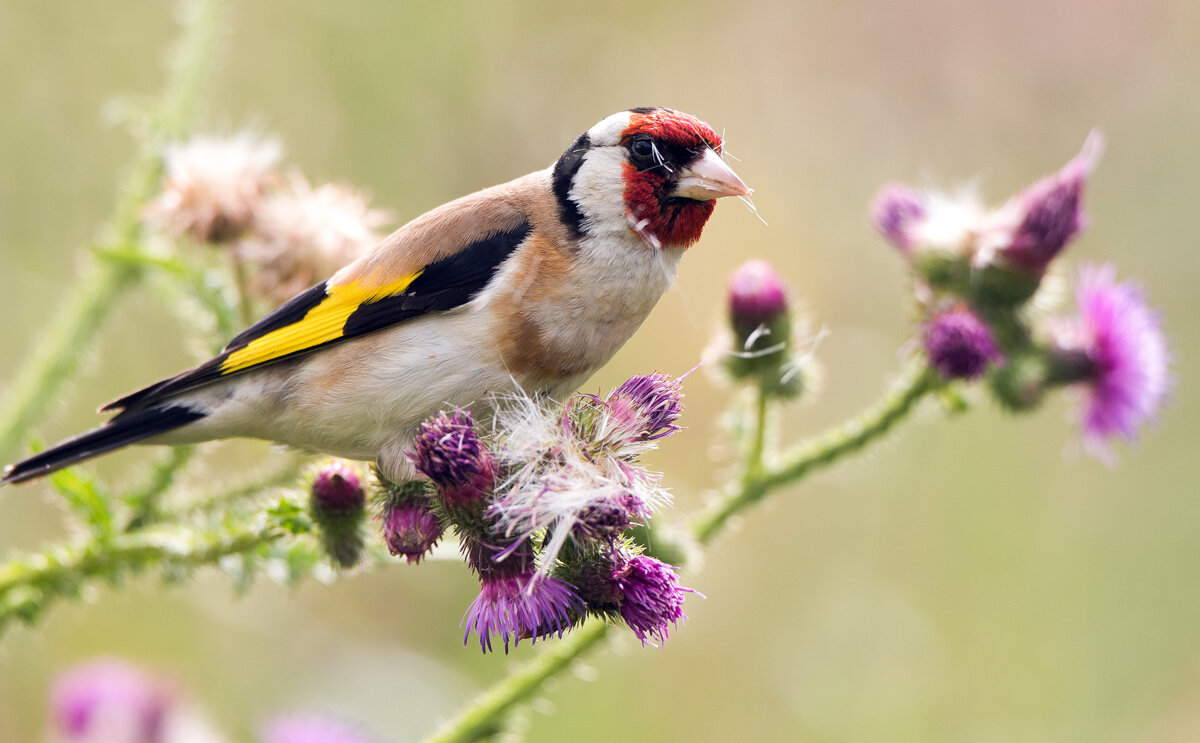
[1,1,1197,741]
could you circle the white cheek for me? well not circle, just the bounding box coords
[569,148,630,236]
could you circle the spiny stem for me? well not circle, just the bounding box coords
[0,513,282,632]
[163,458,307,522]
[423,621,610,743]
[228,248,255,327]
[745,383,770,478]
[0,0,231,460]
[690,363,938,546]
[124,446,197,530]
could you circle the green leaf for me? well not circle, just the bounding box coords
[267,497,312,535]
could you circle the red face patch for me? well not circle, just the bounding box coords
[621,109,722,151]
[620,109,722,248]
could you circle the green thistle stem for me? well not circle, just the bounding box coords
[124,446,197,530]
[228,248,256,327]
[0,513,283,632]
[690,363,939,545]
[0,0,230,460]
[424,621,610,743]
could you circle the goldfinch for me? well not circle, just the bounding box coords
[4,107,749,485]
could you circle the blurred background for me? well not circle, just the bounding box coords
[1,1,1197,741]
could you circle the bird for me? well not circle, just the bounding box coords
[3,107,750,486]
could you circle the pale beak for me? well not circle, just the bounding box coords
[670,149,751,200]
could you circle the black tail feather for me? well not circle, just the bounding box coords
[2,406,205,485]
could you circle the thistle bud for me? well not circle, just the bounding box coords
[309,461,366,568]
[728,259,789,338]
[572,491,647,542]
[870,183,927,255]
[722,260,804,398]
[924,309,1001,381]
[408,409,495,506]
[994,132,1103,275]
[382,498,443,564]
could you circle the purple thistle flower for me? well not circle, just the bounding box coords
[462,571,583,653]
[870,183,927,255]
[262,715,375,743]
[1060,264,1170,460]
[310,461,365,515]
[727,259,790,329]
[51,659,173,743]
[382,500,443,564]
[615,555,696,646]
[607,372,685,442]
[924,309,1002,381]
[408,409,495,504]
[998,132,1103,273]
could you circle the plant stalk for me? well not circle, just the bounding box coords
[0,0,231,460]
[424,621,610,743]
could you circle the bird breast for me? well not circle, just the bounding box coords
[489,230,684,392]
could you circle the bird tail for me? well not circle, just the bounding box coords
[2,405,206,485]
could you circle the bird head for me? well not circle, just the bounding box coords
[551,108,750,249]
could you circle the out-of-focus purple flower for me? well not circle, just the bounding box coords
[52,659,173,743]
[382,499,443,564]
[310,461,365,515]
[924,309,1002,381]
[240,171,391,307]
[728,259,790,331]
[408,410,495,505]
[606,372,685,442]
[262,715,374,743]
[995,132,1104,273]
[462,571,583,653]
[310,461,366,569]
[870,183,927,255]
[146,133,282,244]
[1056,264,1169,460]
[615,555,695,646]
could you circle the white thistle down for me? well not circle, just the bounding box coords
[238,171,392,306]
[485,378,682,572]
[146,132,283,243]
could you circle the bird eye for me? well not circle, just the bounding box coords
[630,138,655,161]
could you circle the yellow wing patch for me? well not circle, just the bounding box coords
[220,270,423,374]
